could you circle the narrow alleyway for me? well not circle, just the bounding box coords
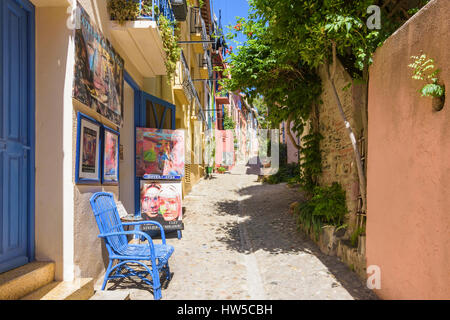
[107,164,377,300]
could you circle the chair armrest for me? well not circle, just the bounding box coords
[98,230,155,253]
[122,221,167,244]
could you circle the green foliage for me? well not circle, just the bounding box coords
[107,0,140,24]
[223,111,236,130]
[107,1,180,82]
[350,226,365,248]
[187,0,204,8]
[408,54,445,98]
[294,182,348,240]
[217,166,226,173]
[157,15,181,83]
[263,163,300,185]
[221,14,322,136]
[299,132,323,193]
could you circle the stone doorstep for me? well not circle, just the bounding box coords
[0,261,55,300]
[20,278,94,300]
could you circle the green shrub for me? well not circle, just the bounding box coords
[294,182,348,240]
[263,163,300,184]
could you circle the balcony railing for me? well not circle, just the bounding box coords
[110,0,175,23]
[175,50,194,102]
[141,0,175,22]
[190,7,209,51]
[175,50,205,121]
[198,52,213,78]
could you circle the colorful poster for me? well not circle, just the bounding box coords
[82,126,98,173]
[76,113,101,183]
[140,181,183,231]
[136,128,185,179]
[73,3,124,127]
[103,127,119,184]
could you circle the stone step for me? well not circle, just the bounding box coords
[89,290,131,300]
[21,278,94,300]
[0,261,55,300]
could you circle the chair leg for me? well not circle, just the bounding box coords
[102,259,114,290]
[165,263,171,281]
[152,268,162,300]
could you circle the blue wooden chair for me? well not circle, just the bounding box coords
[89,192,174,300]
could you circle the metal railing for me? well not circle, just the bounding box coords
[175,50,194,102]
[123,0,175,23]
[190,7,209,51]
[175,50,206,122]
[198,52,213,78]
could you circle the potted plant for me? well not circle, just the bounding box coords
[217,166,226,174]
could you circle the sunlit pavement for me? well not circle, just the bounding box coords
[105,164,377,300]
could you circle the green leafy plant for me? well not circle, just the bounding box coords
[263,163,300,185]
[408,54,445,98]
[223,110,236,130]
[157,15,181,82]
[187,0,204,8]
[107,0,140,24]
[350,226,366,248]
[294,182,348,240]
[217,166,226,173]
[299,132,323,194]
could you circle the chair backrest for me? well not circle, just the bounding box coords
[90,192,127,254]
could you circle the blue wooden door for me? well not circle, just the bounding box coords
[0,0,35,273]
[134,91,176,214]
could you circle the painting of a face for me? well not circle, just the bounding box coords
[140,181,182,227]
[159,189,180,221]
[82,126,97,172]
[141,184,161,219]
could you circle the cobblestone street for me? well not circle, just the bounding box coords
[104,165,377,300]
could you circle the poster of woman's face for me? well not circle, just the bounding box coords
[103,128,119,184]
[77,115,100,183]
[140,181,182,228]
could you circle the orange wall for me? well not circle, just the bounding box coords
[367,0,450,299]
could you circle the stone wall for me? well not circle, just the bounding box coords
[295,59,368,281]
[317,61,365,235]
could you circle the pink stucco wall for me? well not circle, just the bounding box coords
[280,121,299,164]
[367,0,450,299]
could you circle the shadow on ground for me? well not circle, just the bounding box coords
[213,180,378,300]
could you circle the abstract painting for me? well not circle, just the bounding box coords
[136,128,185,179]
[73,3,124,127]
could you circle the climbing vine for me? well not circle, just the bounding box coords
[158,15,181,83]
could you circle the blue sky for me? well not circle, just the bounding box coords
[210,0,250,51]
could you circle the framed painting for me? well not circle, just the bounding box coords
[75,112,101,184]
[102,125,120,184]
[140,180,184,231]
[135,128,185,179]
